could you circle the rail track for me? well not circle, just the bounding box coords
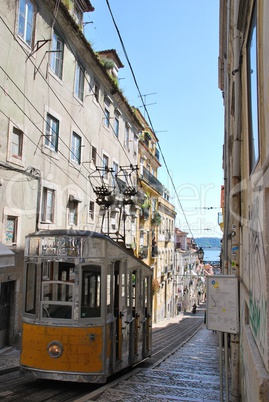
[0,311,204,401]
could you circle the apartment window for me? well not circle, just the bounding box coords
[18,0,34,47]
[94,82,100,103]
[124,124,129,148]
[89,201,95,220]
[114,111,120,137]
[71,132,81,164]
[74,61,84,101]
[91,145,97,165]
[41,187,55,223]
[68,199,78,226]
[6,216,18,246]
[247,4,259,173]
[73,2,83,26]
[11,127,23,158]
[103,154,109,177]
[112,161,118,186]
[104,108,110,127]
[50,32,64,79]
[45,113,59,152]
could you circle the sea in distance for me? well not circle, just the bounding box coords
[203,248,221,262]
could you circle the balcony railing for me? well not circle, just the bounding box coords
[141,167,163,195]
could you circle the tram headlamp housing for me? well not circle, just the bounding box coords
[47,341,63,358]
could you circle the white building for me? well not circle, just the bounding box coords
[0,0,143,346]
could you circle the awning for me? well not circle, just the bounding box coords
[0,242,15,268]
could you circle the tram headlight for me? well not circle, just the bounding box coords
[47,341,63,358]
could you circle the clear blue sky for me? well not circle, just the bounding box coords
[85,0,224,239]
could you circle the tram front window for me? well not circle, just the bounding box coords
[81,265,101,318]
[25,263,37,315]
[41,262,75,319]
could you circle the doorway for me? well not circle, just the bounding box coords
[0,282,13,348]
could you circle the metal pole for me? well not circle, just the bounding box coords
[225,332,229,400]
[219,331,224,402]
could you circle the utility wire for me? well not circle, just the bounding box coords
[105,0,196,241]
[0,13,137,192]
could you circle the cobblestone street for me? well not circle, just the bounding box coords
[77,323,225,402]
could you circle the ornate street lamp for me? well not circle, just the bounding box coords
[197,247,204,261]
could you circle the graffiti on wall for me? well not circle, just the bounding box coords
[249,195,268,359]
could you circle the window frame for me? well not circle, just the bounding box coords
[89,201,95,220]
[5,216,18,246]
[93,81,100,103]
[18,0,35,47]
[91,145,97,165]
[11,126,23,158]
[71,131,82,164]
[50,31,64,79]
[68,199,79,226]
[24,262,37,315]
[45,113,59,152]
[73,2,83,26]
[124,124,130,149]
[74,61,84,101]
[102,154,109,178]
[247,3,260,174]
[80,265,102,319]
[104,108,110,127]
[114,110,120,137]
[112,161,118,187]
[41,187,55,223]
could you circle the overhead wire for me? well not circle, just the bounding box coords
[105,0,197,241]
[0,12,137,195]
[0,5,214,240]
[0,100,92,199]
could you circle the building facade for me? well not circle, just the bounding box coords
[134,109,176,323]
[0,0,143,346]
[219,0,269,400]
[0,0,180,346]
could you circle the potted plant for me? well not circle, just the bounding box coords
[151,210,161,226]
[152,278,160,295]
[141,193,151,219]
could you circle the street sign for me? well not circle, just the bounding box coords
[206,275,239,334]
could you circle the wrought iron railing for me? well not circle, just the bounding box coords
[141,167,163,194]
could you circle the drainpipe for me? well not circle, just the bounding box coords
[223,0,231,279]
[230,0,241,400]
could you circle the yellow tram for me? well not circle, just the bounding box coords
[20,230,152,383]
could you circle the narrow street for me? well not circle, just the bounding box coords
[76,306,224,401]
[0,306,224,401]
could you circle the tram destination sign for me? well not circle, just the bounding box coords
[206,275,239,334]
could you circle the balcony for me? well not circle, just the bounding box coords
[141,206,150,220]
[139,246,148,259]
[141,167,163,195]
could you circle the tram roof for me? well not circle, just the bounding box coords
[27,229,108,239]
[27,230,152,270]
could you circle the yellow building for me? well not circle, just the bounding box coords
[134,109,176,323]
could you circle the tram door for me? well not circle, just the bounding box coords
[114,260,129,367]
[128,270,136,363]
[0,282,13,348]
[142,276,152,356]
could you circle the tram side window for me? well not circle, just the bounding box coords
[41,262,74,319]
[25,263,36,314]
[132,271,136,317]
[107,264,112,314]
[81,265,101,318]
